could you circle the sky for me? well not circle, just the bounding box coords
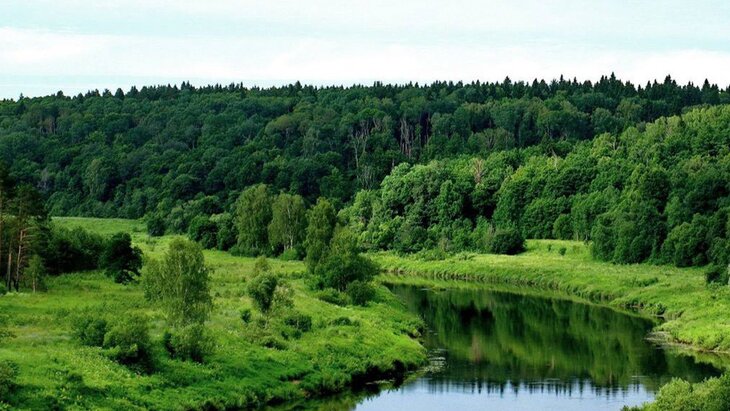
[1,0,730,99]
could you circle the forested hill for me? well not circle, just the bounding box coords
[0,75,728,219]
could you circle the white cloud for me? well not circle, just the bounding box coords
[2,0,730,99]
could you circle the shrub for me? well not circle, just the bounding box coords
[211,213,237,251]
[283,313,313,337]
[329,317,359,327]
[100,233,143,284]
[247,272,278,313]
[41,226,105,275]
[552,214,573,240]
[188,215,218,249]
[146,213,166,236]
[24,255,47,292]
[278,247,300,261]
[346,280,375,306]
[0,360,18,400]
[489,225,525,255]
[705,264,729,285]
[163,324,214,363]
[240,308,252,323]
[103,314,154,372]
[558,246,567,256]
[73,313,108,347]
[315,288,349,306]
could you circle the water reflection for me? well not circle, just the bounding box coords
[353,286,722,410]
[394,286,719,393]
[275,285,725,411]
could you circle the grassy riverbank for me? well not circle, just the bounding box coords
[0,218,425,410]
[372,239,730,354]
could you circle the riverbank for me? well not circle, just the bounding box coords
[0,218,426,410]
[371,239,730,355]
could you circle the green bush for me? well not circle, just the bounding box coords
[188,215,218,249]
[163,324,214,363]
[278,247,301,261]
[100,233,143,284]
[489,225,525,255]
[315,289,349,306]
[146,214,166,237]
[329,317,359,327]
[283,313,312,333]
[0,360,18,400]
[558,246,567,256]
[240,308,252,323]
[72,314,108,347]
[705,264,728,285]
[636,373,730,411]
[103,314,154,372]
[346,281,375,306]
[247,272,278,313]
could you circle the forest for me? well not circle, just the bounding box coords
[2,75,727,269]
[1,76,730,410]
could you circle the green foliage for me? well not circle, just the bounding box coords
[247,272,278,313]
[632,373,730,411]
[705,264,729,285]
[488,225,525,255]
[143,238,212,326]
[102,314,154,372]
[268,193,307,255]
[315,288,349,306]
[346,280,376,306]
[41,225,105,275]
[662,214,711,267]
[24,254,46,292]
[234,184,272,256]
[0,360,18,400]
[72,312,108,347]
[239,308,252,323]
[305,198,336,273]
[552,214,573,240]
[146,214,165,237]
[163,324,214,363]
[99,232,143,283]
[213,212,237,251]
[188,215,218,249]
[315,227,379,291]
[283,312,313,333]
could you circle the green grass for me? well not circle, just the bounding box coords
[373,239,730,354]
[0,218,425,410]
[10,217,730,409]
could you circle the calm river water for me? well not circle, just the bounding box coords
[284,285,725,411]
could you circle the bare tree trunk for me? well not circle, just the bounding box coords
[14,229,25,292]
[399,118,414,159]
[6,252,12,291]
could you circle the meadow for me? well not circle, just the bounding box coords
[0,218,425,410]
[3,217,730,410]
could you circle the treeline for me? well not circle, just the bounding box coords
[204,105,730,270]
[0,163,143,292]
[342,105,730,269]
[1,75,729,223]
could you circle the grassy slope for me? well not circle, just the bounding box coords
[372,239,730,354]
[0,218,425,410]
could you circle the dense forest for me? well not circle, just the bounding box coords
[1,75,729,270]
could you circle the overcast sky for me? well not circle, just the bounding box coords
[2,0,730,98]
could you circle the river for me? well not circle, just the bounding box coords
[353,285,723,411]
